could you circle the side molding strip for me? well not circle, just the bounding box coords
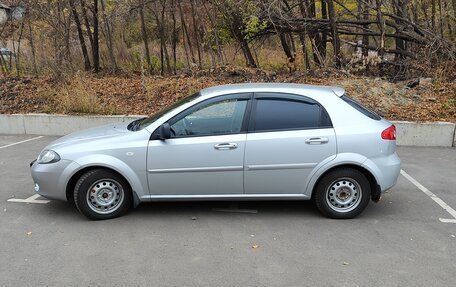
[148,166,243,173]
[245,163,317,171]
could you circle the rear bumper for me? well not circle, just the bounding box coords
[365,152,401,193]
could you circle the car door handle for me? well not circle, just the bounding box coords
[214,143,238,150]
[305,137,329,144]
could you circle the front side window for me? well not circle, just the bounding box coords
[253,98,330,132]
[170,98,248,137]
[134,92,201,131]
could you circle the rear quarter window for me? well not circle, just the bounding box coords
[341,95,381,120]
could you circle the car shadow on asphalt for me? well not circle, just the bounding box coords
[38,198,398,221]
[132,200,320,217]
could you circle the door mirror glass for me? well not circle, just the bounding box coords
[158,123,171,140]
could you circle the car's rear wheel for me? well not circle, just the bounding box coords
[314,168,370,219]
[74,169,132,220]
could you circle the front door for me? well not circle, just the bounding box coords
[147,94,251,195]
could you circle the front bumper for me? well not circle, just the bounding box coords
[30,159,80,201]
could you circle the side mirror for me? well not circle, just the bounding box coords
[158,123,171,140]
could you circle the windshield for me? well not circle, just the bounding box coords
[129,92,201,131]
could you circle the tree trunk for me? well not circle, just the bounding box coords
[69,0,91,71]
[203,1,223,64]
[326,0,341,67]
[178,0,196,65]
[15,17,25,76]
[359,0,369,57]
[299,0,321,67]
[240,38,257,68]
[64,10,73,65]
[93,0,100,73]
[27,17,38,75]
[438,0,444,37]
[375,0,385,58]
[190,0,202,68]
[161,1,171,74]
[171,0,178,74]
[443,0,453,37]
[432,0,436,29]
[319,0,328,61]
[139,0,152,72]
[100,0,117,71]
[80,0,94,51]
[394,0,408,60]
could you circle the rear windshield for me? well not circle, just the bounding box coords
[341,95,381,120]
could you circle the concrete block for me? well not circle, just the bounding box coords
[23,114,126,136]
[2,114,455,147]
[0,114,25,134]
[392,121,456,147]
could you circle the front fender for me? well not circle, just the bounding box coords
[71,154,149,201]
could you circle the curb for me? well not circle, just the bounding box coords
[1,114,455,147]
[0,114,145,136]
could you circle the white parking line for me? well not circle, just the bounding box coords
[7,194,50,204]
[0,136,44,149]
[401,169,456,223]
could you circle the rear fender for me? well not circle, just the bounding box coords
[305,153,381,197]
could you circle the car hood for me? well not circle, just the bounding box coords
[46,121,131,149]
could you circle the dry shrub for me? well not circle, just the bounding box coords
[57,73,102,114]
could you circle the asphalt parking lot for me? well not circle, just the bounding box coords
[1,135,455,286]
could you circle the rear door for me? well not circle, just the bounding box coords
[244,93,337,194]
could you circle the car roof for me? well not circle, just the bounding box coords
[200,83,345,98]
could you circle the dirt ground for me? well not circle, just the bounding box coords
[1,67,455,122]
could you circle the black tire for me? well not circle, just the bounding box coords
[74,169,132,220]
[314,168,370,219]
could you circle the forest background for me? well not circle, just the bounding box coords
[0,0,454,122]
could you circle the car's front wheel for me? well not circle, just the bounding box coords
[74,169,132,220]
[314,168,371,219]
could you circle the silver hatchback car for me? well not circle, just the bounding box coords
[31,83,400,220]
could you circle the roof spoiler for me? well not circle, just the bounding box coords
[332,87,345,97]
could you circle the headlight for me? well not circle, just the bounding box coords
[37,150,61,164]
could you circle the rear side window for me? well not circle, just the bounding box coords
[341,95,381,120]
[253,98,332,132]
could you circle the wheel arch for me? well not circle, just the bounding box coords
[309,163,381,202]
[65,159,144,208]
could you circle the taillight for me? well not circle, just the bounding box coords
[381,125,396,140]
